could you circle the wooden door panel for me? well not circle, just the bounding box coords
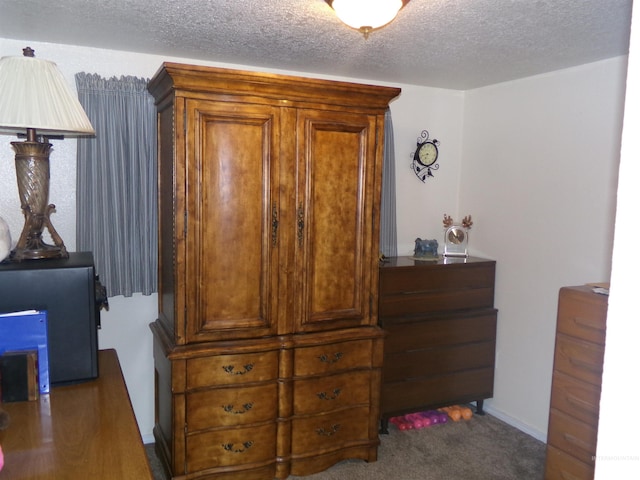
[295,110,379,331]
[185,100,280,341]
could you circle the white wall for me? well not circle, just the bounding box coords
[0,36,628,446]
[460,57,628,440]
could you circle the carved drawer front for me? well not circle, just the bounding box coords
[549,371,600,426]
[553,334,605,386]
[294,339,373,376]
[290,406,370,456]
[186,383,278,431]
[545,444,594,480]
[186,351,279,389]
[293,370,372,415]
[186,422,277,472]
[557,291,607,345]
[547,409,597,465]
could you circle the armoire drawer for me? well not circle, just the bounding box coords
[186,422,277,472]
[293,339,373,376]
[545,444,594,480]
[549,371,601,426]
[557,287,607,345]
[293,370,371,415]
[290,406,370,456]
[186,383,278,431]
[547,409,598,465]
[186,350,279,389]
[553,334,605,386]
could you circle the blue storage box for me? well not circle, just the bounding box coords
[0,309,49,394]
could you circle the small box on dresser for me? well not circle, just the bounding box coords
[378,256,498,432]
[544,285,608,480]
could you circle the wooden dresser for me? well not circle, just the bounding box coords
[148,63,399,479]
[544,285,608,480]
[378,256,497,432]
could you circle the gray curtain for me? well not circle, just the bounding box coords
[380,108,397,258]
[75,73,157,297]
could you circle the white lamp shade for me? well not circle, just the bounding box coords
[331,0,404,30]
[0,54,94,136]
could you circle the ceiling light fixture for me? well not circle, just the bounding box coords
[326,0,410,39]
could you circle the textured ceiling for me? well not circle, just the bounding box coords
[0,0,633,90]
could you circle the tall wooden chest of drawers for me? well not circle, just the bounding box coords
[378,256,497,431]
[544,285,608,480]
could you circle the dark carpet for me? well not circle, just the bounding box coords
[145,413,546,480]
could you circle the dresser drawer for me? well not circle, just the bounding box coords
[557,287,607,345]
[545,444,594,480]
[550,371,601,426]
[379,261,495,316]
[381,367,494,414]
[383,341,495,382]
[293,370,371,415]
[547,409,597,465]
[291,406,370,456]
[380,260,495,295]
[186,422,276,472]
[186,350,279,389]
[553,334,604,386]
[186,383,278,431]
[294,339,373,376]
[383,312,497,353]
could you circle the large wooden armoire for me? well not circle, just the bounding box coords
[148,63,400,480]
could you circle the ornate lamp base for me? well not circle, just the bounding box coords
[9,135,68,262]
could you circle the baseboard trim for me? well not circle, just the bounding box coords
[482,405,547,443]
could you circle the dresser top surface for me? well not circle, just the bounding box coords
[380,256,495,270]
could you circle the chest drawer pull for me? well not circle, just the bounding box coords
[222,403,254,415]
[222,441,254,453]
[222,363,255,375]
[317,352,344,364]
[316,424,341,436]
[564,392,596,413]
[562,433,592,452]
[316,388,341,401]
[571,316,604,332]
[568,357,600,374]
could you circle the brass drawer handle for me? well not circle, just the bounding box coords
[222,363,255,375]
[316,424,340,436]
[221,441,254,453]
[317,388,341,401]
[222,403,254,414]
[317,352,344,364]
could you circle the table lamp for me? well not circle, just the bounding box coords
[0,47,95,261]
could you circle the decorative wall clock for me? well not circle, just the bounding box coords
[442,214,473,257]
[411,130,440,182]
